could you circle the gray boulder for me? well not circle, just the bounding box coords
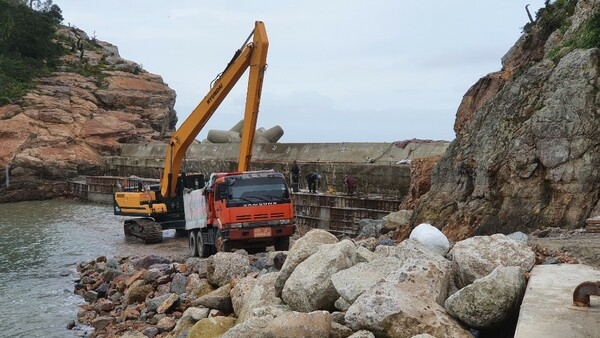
[274,229,338,296]
[230,272,283,323]
[445,266,527,329]
[448,234,535,289]
[206,251,250,287]
[374,239,453,305]
[345,280,471,338]
[448,233,535,288]
[282,239,357,312]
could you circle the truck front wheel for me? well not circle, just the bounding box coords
[274,236,290,251]
[216,230,232,252]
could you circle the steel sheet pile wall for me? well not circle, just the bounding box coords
[67,176,160,204]
[292,192,401,235]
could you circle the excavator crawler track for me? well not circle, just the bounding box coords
[124,218,163,244]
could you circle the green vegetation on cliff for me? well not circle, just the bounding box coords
[524,0,577,37]
[524,0,600,63]
[0,0,64,105]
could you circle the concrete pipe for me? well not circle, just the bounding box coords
[263,125,284,143]
[207,130,242,143]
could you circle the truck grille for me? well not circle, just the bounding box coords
[236,212,285,221]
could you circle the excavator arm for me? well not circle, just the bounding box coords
[160,21,269,199]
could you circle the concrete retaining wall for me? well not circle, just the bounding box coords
[103,141,449,199]
[118,141,449,163]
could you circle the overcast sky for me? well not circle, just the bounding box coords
[56,1,546,143]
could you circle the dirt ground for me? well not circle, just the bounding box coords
[116,227,600,270]
[527,227,600,268]
[113,225,318,260]
[114,230,191,260]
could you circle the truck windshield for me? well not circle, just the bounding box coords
[226,176,290,205]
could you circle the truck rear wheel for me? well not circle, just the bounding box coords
[274,236,290,251]
[189,230,199,257]
[198,231,214,258]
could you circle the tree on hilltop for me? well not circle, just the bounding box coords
[0,0,64,104]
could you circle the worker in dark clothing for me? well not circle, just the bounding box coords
[306,172,321,193]
[290,160,300,192]
[344,175,356,196]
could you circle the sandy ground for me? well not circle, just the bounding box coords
[527,228,600,268]
[114,230,191,260]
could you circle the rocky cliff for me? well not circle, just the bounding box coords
[413,1,600,240]
[0,27,177,202]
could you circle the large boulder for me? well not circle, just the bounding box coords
[335,236,455,306]
[206,252,250,287]
[188,316,236,338]
[274,229,338,296]
[448,234,535,289]
[374,239,453,306]
[282,239,357,312]
[331,257,403,304]
[230,272,283,323]
[345,280,471,338]
[222,309,331,338]
[445,266,527,329]
[192,284,233,314]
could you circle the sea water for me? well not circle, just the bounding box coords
[0,199,124,338]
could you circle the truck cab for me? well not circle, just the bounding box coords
[189,170,295,256]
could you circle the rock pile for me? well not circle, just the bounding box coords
[72,225,537,338]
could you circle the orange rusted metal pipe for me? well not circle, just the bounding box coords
[573,281,600,307]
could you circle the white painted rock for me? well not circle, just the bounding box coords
[409,223,450,256]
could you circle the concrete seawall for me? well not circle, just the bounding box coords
[103,141,449,199]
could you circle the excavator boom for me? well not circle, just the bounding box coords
[239,22,268,172]
[113,21,276,246]
[161,21,269,199]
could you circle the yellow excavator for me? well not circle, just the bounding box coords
[113,21,295,249]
